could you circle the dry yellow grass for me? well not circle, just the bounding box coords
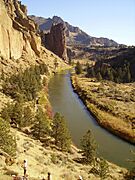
[0,129,126,180]
[72,75,135,143]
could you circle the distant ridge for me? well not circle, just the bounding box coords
[29,15,119,47]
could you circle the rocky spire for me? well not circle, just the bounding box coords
[42,23,67,61]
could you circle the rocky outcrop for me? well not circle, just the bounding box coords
[0,0,41,60]
[42,23,67,61]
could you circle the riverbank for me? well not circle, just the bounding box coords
[71,75,135,144]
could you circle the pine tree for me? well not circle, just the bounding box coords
[32,107,50,140]
[86,62,89,72]
[52,112,71,151]
[1,108,10,123]
[97,72,102,81]
[1,69,5,80]
[127,65,131,83]
[87,67,95,77]
[91,67,95,77]
[1,103,13,123]
[22,106,33,127]
[0,118,16,156]
[107,69,114,81]
[100,64,106,77]
[11,102,23,127]
[80,129,96,164]
[2,65,45,101]
[42,77,47,87]
[117,67,123,82]
[75,61,83,74]
[99,158,109,179]
[54,58,59,69]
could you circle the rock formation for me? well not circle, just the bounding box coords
[0,0,68,78]
[42,23,67,61]
[0,0,41,60]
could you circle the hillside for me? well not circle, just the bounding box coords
[67,45,128,62]
[29,15,119,47]
[0,129,127,180]
[87,47,135,82]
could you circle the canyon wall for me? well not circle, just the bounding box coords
[0,0,41,60]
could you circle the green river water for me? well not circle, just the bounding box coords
[48,71,135,169]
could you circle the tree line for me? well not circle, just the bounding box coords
[0,99,97,163]
[87,61,133,83]
[75,47,135,83]
[2,63,48,101]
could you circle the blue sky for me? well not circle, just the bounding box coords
[21,0,135,45]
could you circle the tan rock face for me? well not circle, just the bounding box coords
[0,0,41,60]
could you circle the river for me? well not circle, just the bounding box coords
[48,71,135,169]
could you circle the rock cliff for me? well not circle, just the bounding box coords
[0,0,42,60]
[0,0,68,78]
[42,23,67,61]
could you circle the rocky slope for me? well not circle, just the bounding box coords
[29,15,119,47]
[0,129,127,180]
